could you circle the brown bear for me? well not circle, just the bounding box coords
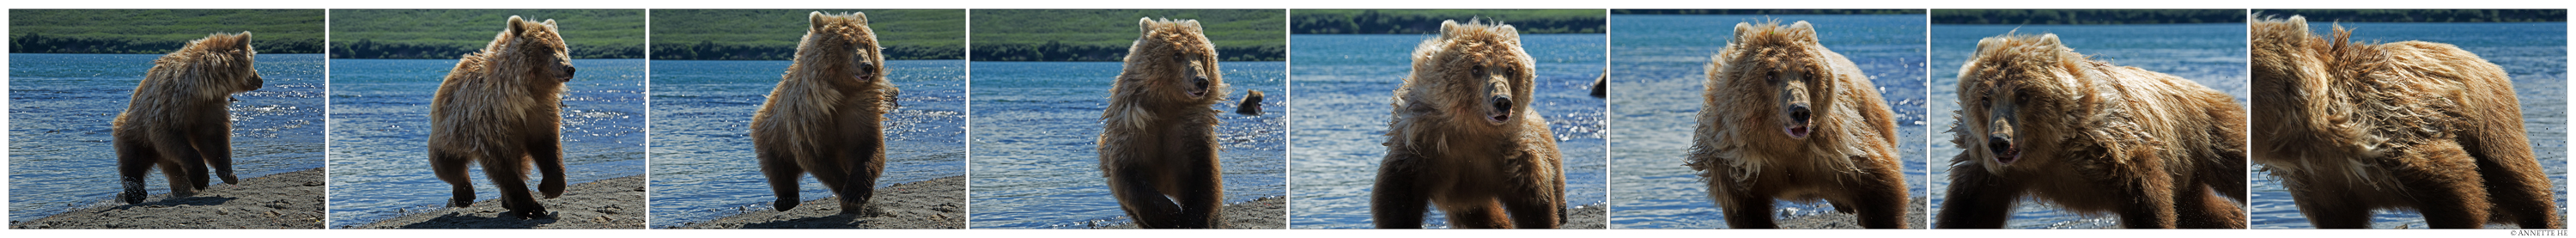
[2248,15,2561,229]
[750,11,898,215]
[112,32,264,204]
[1097,17,1229,229]
[1684,21,1910,229]
[427,15,576,218]
[1371,19,1566,229]
[1938,33,2249,229]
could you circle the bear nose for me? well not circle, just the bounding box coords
[1193,75,1210,90]
[1788,103,1812,124]
[1987,135,2014,154]
[1490,96,1513,112]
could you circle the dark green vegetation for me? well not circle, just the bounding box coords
[1932,9,2246,25]
[1292,9,1604,34]
[972,9,1283,62]
[10,9,323,54]
[331,9,644,58]
[2255,9,2566,22]
[653,9,963,60]
[1613,9,1924,15]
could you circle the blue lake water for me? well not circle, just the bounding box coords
[647,59,968,228]
[1289,34,1611,229]
[9,53,326,222]
[1606,15,1929,229]
[325,58,648,227]
[2246,21,2568,229]
[1929,23,2251,229]
[968,61,1287,229]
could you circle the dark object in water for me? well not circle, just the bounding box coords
[1236,89,1266,116]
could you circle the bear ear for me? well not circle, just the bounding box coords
[1438,20,1461,39]
[1495,23,1519,40]
[542,19,557,28]
[1139,17,1158,38]
[812,12,829,31]
[506,15,527,34]
[850,11,868,25]
[1789,21,1818,43]
[2287,15,2308,29]
[1732,22,1755,41]
[1974,36,2004,55]
[1183,19,1202,32]
[234,32,253,49]
[2037,33,2061,46]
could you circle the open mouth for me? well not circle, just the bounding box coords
[1783,125,1810,139]
[1487,113,1510,124]
[1991,144,2020,164]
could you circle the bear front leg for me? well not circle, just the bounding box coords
[1502,170,1563,229]
[1440,200,1512,229]
[1371,153,1431,229]
[526,132,567,198]
[2112,178,2179,229]
[1851,164,1913,229]
[2287,180,2372,229]
[758,150,805,211]
[1721,190,1780,229]
[1935,161,2019,229]
[480,156,547,218]
[2174,185,2245,229]
[1175,151,1224,228]
[116,138,159,204]
[196,119,239,185]
[1108,163,1186,228]
[430,150,477,208]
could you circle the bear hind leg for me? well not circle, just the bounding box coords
[115,138,160,204]
[2474,151,2561,229]
[430,150,477,208]
[2390,145,2491,229]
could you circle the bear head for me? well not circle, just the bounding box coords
[1710,21,1836,140]
[1408,19,1535,131]
[1953,33,2093,174]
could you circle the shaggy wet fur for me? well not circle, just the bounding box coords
[428,15,577,218]
[751,11,899,215]
[1938,33,2249,229]
[1097,17,1229,229]
[1372,20,1567,229]
[113,32,264,204]
[1685,21,1909,229]
[2249,15,2560,229]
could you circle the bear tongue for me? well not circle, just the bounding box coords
[1995,148,2020,164]
[1784,125,1809,139]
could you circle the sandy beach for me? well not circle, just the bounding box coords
[9,168,326,229]
[1092,196,1287,229]
[1771,197,1929,229]
[344,174,647,229]
[671,175,967,229]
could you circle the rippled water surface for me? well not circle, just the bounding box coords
[2245,21,2568,229]
[1929,23,2251,229]
[9,53,326,222]
[326,58,647,227]
[1607,15,1929,229]
[968,61,1286,229]
[1290,34,1610,229]
[647,59,967,228]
